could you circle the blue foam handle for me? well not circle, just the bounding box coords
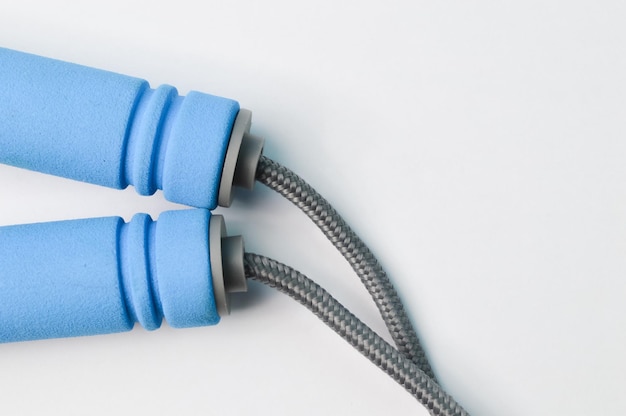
[0,209,219,343]
[0,48,240,209]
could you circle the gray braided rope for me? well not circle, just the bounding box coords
[244,253,469,416]
[256,155,436,380]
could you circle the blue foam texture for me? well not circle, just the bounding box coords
[0,48,239,209]
[0,209,219,343]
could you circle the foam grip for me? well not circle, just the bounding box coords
[0,209,219,343]
[0,48,240,209]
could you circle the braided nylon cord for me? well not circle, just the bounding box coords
[244,253,469,416]
[256,156,436,379]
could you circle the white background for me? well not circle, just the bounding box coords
[1,1,625,415]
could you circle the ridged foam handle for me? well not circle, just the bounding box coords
[0,209,219,343]
[0,47,240,209]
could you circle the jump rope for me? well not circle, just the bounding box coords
[0,47,469,416]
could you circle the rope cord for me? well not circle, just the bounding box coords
[256,155,436,379]
[244,253,469,416]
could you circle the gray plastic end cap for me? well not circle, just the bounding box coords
[218,109,264,207]
[210,215,228,316]
[209,215,248,317]
[221,236,247,293]
[233,132,264,190]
